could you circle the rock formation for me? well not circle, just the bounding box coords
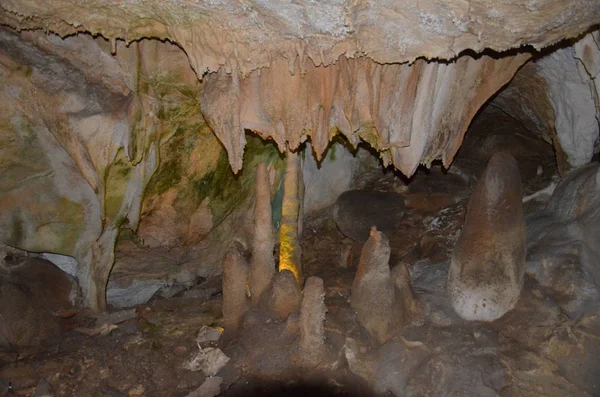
[0,0,597,315]
[260,270,302,319]
[299,276,326,369]
[0,257,75,350]
[526,163,600,318]
[201,55,530,174]
[391,263,422,326]
[249,163,276,304]
[351,227,399,342]
[334,190,406,242]
[221,244,250,331]
[1,1,596,77]
[279,150,304,284]
[447,152,526,321]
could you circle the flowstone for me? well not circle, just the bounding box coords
[447,152,526,321]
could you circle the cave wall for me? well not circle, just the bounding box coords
[0,13,599,310]
[491,31,600,174]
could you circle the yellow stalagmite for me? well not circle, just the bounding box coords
[279,149,304,285]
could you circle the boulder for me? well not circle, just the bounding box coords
[333,190,406,242]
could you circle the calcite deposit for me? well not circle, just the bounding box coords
[448,152,526,321]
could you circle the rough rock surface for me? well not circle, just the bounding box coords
[201,54,529,174]
[1,0,597,75]
[221,244,250,331]
[299,276,326,368]
[249,163,276,305]
[448,152,526,321]
[259,270,302,319]
[491,31,600,174]
[351,227,399,342]
[334,190,406,242]
[0,257,74,349]
[526,162,600,319]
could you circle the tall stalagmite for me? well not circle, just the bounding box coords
[279,150,304,284]
[222,244,250,330]
[351,227,399,343]
[249,162,276,304]
[299,276,326,369]
[447,152,526,321]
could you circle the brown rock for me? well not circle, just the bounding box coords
[0,278,60,349]
[249,162,276,304]
[351,227,399,343]
[221,244,250,331]
[447,152,526,321]
[260,270,302,319]
[299,277,326,368]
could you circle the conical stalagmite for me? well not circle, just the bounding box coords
[351,227,399,343]
[260,269,302,319]
[222,244,250,330]
[249,162,276,304]
[391,263,421,325]
[447,152,526,321]
[299,276,326,369]
[279,149,303,284]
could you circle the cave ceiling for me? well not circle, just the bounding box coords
[1,0,598,73]
[1,0,599,173]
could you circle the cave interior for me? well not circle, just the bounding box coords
[0,1,599,396]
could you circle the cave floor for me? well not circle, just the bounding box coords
[2,122,599,396]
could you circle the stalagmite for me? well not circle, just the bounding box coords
[221,244,250,330]
[351,227,399,343]
[260,269,302,319]
[391,263,421,325]
[249,162,276,304]
[299,276,326,369]
[279,149,303,284]
[447,152,526,321]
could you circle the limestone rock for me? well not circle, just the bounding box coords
[334,191,406,242]
[7,257,76,312]
[526,162,600,318]
[221,244,250,331]
[260,270,302,319]
[279,150,304,284]
[185,377,222,397]
[299,276,326,369]
[448,152,526,321]
[391,263,422,326]
[249,162,276,304]
[1,0,597,78]
[0,278,60,350]
[202,54,529,174]
[350,227,399,342]
[32,380,56,397]
[547,162,600,221]
[183,347,230,376]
